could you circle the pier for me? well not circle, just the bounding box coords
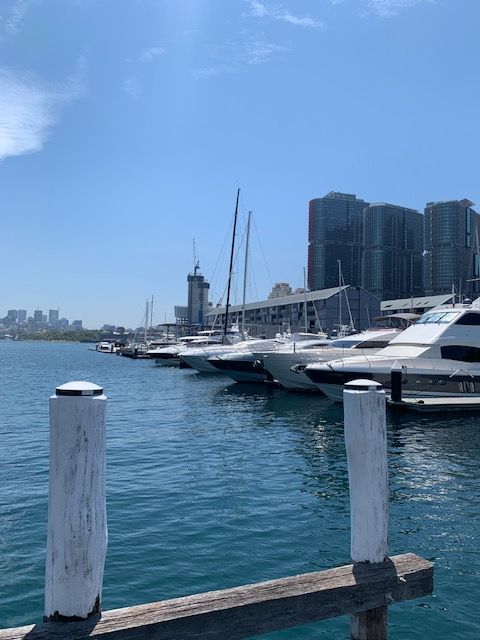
[0,379,433,639]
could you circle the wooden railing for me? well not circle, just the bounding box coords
[0,379,433,639]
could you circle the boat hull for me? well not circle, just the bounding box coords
[179,354,223,373]
[208,356,269,382]
[306,365,480,402]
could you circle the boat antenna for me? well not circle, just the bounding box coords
[224,188,240,336]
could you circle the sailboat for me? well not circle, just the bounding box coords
[179,193,257,373]
[329,260,356,338]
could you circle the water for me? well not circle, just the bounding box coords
[0,341,479,638]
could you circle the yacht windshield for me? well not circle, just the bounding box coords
[329,339,362,348]
[416,311,461,324]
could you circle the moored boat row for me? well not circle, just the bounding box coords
[91,299,480,408]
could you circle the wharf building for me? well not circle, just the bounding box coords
[362,203,423,301]
[424,199,480,298]
[308,192,369,291]
[204,286,380,338]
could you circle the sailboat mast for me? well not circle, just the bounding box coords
[145,299,149,344]
[338,260,342,329]
[303,267,308,333]
[224,188,240,336]
[241,210,252,334]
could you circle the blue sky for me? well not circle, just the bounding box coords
[1,0,478,328]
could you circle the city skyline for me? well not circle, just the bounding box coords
[1,0,479,327]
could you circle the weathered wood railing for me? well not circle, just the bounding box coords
[0,379,434,640]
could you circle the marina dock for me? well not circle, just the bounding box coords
[388,395,480,412]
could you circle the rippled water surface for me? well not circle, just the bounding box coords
[1,341,479,638]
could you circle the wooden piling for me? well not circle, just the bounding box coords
[0,377,434,639]
[344,379,388,640]
[390,361,403,403]
[44,381,107,622]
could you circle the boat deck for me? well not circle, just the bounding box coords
[388,396,480,413]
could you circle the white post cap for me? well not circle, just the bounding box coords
[55,381,104,396]
[344,379,383,391]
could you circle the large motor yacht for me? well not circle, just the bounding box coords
[304,304,480,401]
[147,326,243,367]
[208,334,330,382]
[261,328,402,391]
[179,337,285,373]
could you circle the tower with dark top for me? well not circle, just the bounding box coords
[187,263,210,325]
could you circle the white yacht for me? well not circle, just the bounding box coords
[304,304,480,401]
[208,334,330,382]
[261,328,402,391]
[179,337,271,373]
[147,326,243,367]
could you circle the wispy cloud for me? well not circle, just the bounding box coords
[0,60,86,161]
[0,0,36,39]
[365,0,434,17]
[123,76,141,100]
[139,46,166,62]
[244,38,289,64]
[193,34,289,79]
[245,0,325,29]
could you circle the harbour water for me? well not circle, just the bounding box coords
[1,340,479,638]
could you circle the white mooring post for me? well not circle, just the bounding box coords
[44,381,107,622]
[343,379,388,640]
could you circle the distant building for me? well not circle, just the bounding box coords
[17,310,27,323]
[187,264,210,325]
[48,309,59,324]
[33,309,43,323]
[102,324,116,332]
[362,203,423,301]
[381,293,454,316]
[7,310,17,323]
[308,192,369,291]
[424,199,480,297]
[205,286,380,337]
[71,320,83,330]
[268,282,293,299]
[174,305,189,325]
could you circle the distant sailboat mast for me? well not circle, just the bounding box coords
[241,210,252,335]
[224,188,240,337]
[303,267,308,333]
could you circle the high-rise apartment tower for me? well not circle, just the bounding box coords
[362,203,423,301]
[308,192,369,290]
[424,199,480,297]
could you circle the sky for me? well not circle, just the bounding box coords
[0,0,479,328]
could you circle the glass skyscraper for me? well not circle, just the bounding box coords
[362,203,423,301]
[308,192,369,290]
[424,199,480,297]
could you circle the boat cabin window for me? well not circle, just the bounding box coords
[416,311,461,324]
[352,340,391,349]
[329,339,362,348]
[441,345,480,362]
[454,312,480,326]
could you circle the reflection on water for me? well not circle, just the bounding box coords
[0,342,479,638]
